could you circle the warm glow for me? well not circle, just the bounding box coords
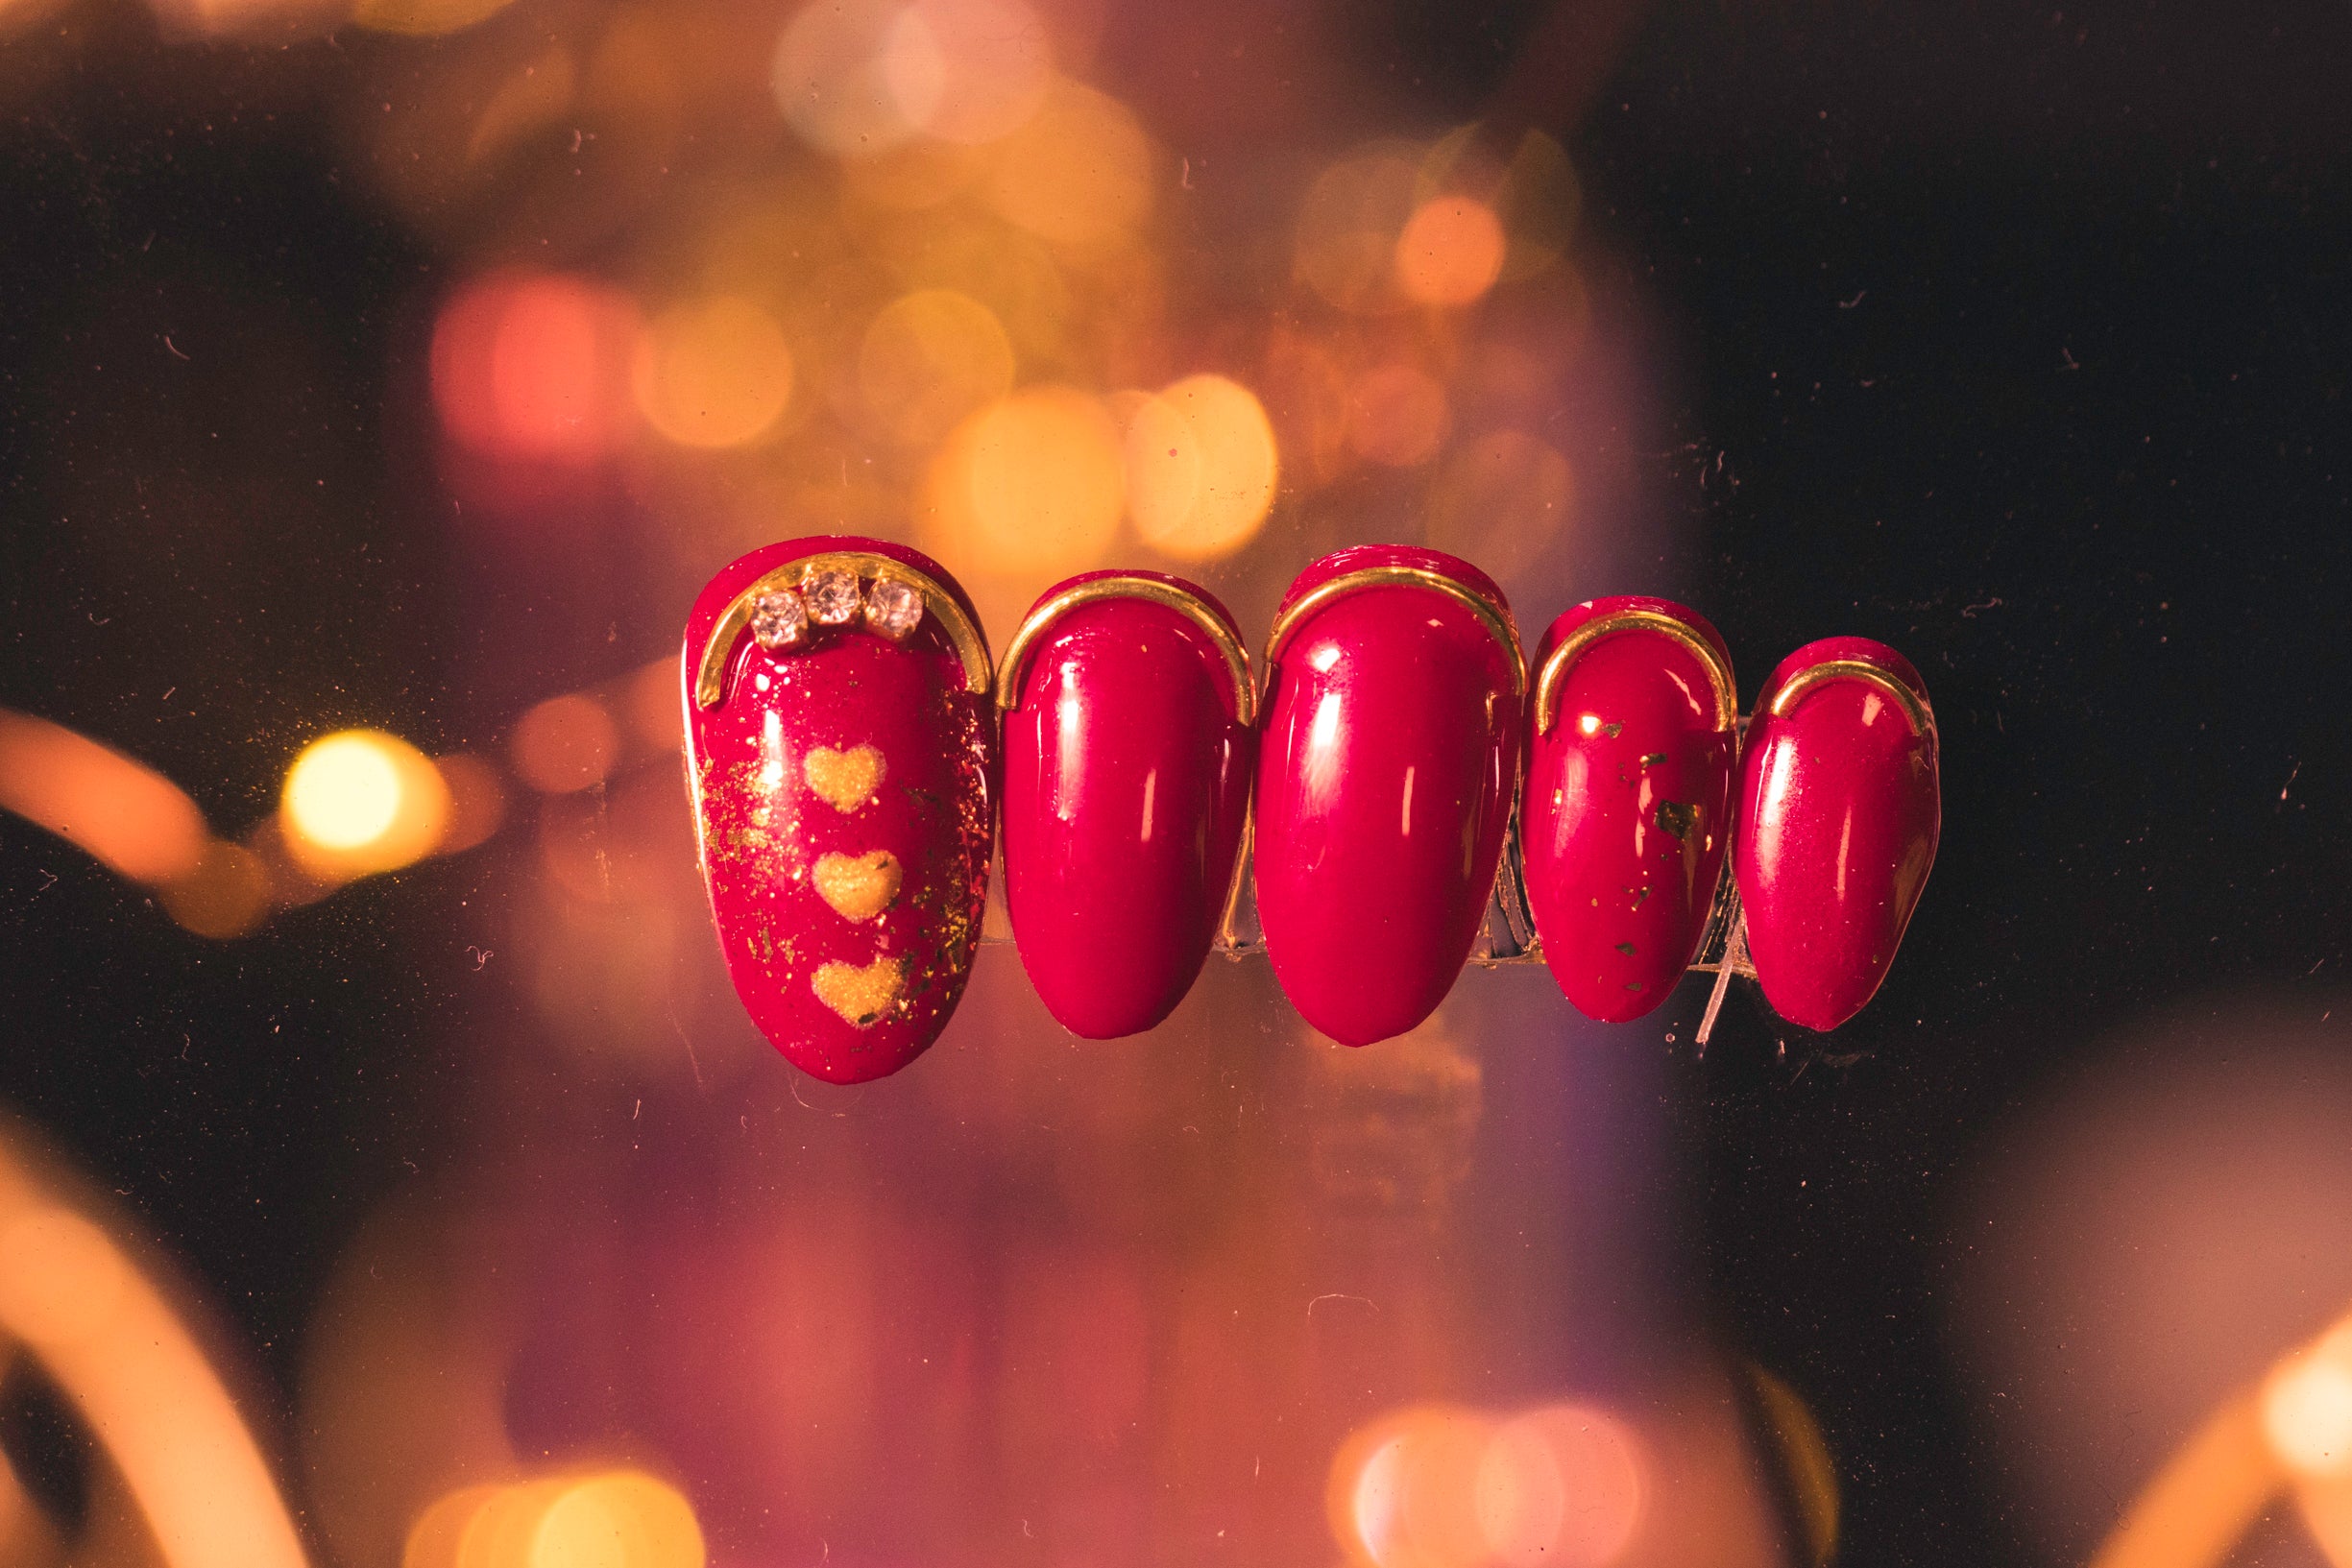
[1347,362,1449,467]
[1295,149,1421,312]
[1332,1406,1496,1568]
[1476,1404,1644,1567]
[2268,1329,2352,1478]
[1395,196,1507,307]
[1743,1366,1837,1567]
[533,1472,706,1568]
[432,273,640,462]
[1125,374,1279,561]
[0,708,208,883]
[1427,430,1574,579]
[0,1155,306,1568]
[986,78,1154,248]
[770,0,934,156]
[900,0,1053,145]
[512,696,620,794]
[281,730,450,879]
[632,297,795,449]
[434,754,510,855]
[404,1473,704,1568]
[858,288,1017,447]
[350,0,517,34]
[158,839,273,940]
[924,386,1125,577]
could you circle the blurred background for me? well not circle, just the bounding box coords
[0,1,2348,1564]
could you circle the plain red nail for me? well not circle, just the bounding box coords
[998,572,1255,1039]
[1252,545,1525,1046]
[1522,597,1738,1022]
[682,536,995,1083]
[1734,636,1940,1030]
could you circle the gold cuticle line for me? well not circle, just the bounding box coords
[1533,609,1738,737]
[994,575,1255,726]
[1261,567,1526,706]
[694,551,992,711]
[1765,658,1935,738]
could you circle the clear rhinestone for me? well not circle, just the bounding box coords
[802,566,863,625]
[864,576,925,642]
[750,589,810,651]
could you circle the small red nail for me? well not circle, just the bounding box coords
[1734,636,1940,1030]
[1253,545,1525,1046]
[998,572,1256,1039]
[1521,597,1738,1022]
[682,537,994,1082]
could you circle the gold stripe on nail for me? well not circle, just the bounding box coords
[994,575,1255,726]
[693,552,991,711]
[1533,608,1738,736]
[1765,658,1934,738]
[1261,567,1525,705]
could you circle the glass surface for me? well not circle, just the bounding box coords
[1,3,2348,1566]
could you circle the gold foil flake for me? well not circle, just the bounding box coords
[803,744,885,812]
[812,955,905,1025]
[1655,801,1697,841]
[813,849,902,923]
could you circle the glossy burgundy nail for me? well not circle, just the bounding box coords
[1521,597,1737,1022]
[1253,545,1524,1046]
[682,536,994,1083]
[997,572,1255,1039]
[1734,637,1940,1031]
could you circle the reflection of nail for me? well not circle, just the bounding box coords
[999,571,1254,1039]
[1253,545,1524,1046]
[1734,637,1940,1030]
[684,536,993,1083]
[1522,597,1737,1023]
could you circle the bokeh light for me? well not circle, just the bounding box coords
[432,273,641,463]
[1332,1406,1496,1568]
[1743,1366,1838,1567]
[511,695,620,794]
[535,1471,706,1568]
[770,0,937,156]
[2267,1326,2352,1479]
[923,385,1125,578]
[0,1150,305,1568]
[1124,374,1279,561]
[1476,1404,1644,1567]
[1395,196,1506,307]
[281,730,450,879]
[986,78,1154,249]
[0,708,207,884]
[857,288,1017,446]
[631,296,795,449]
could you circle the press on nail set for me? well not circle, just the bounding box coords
[683,537,1942,1083]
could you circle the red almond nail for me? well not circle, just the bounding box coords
[682,536,994,1083]
[1253,545,1525,1046]
[1521,597,1738,1022]
[1734,636,1941,1031]
[998,571,1256,1039]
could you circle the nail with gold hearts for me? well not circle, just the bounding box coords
[682,537,994,1084]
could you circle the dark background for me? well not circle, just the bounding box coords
[4,2,2350,1561]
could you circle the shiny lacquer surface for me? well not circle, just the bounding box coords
[1001,572,1254,1039]
[683,536,993,1083]
[1734,636,1940,1031]
[1253,545,1523,1046]
[1522,597,1737,1022]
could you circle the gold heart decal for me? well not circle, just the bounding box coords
[813,849,902,923]
[803,744,885,812]
[812,955,905,1026]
